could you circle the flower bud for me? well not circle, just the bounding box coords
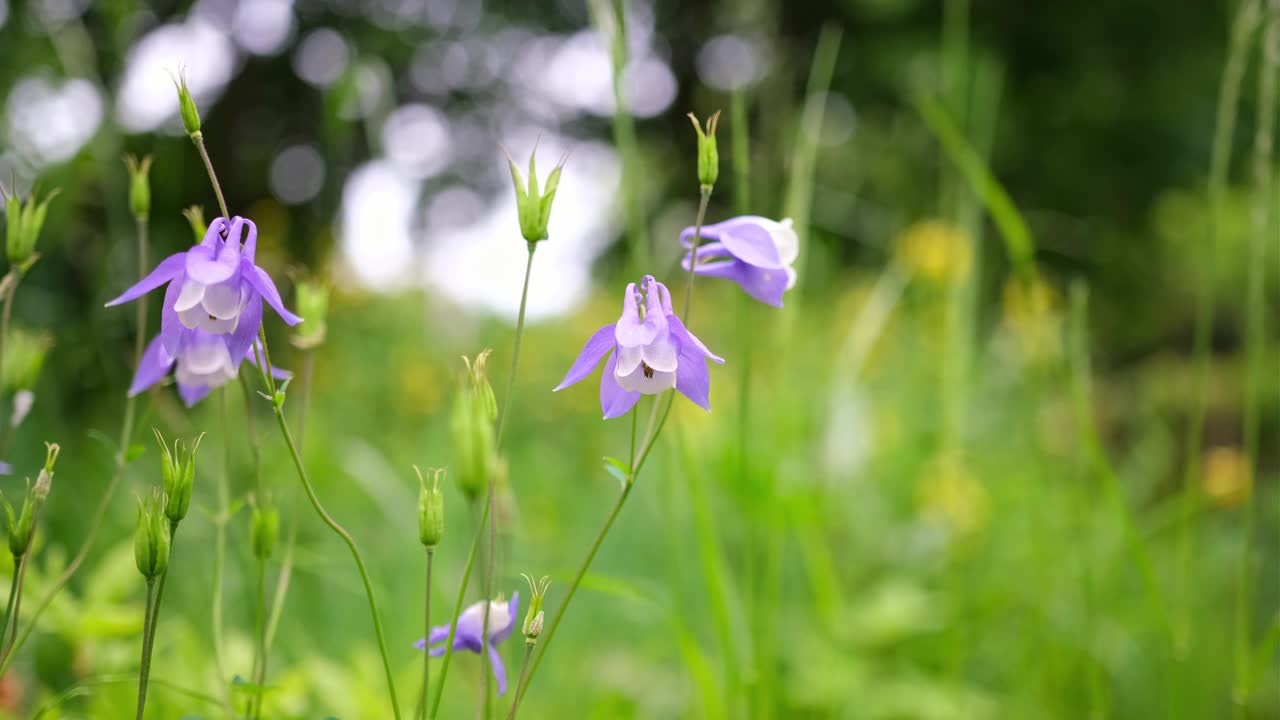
[134,490,171,579]
[9,389,34,430]
[416,466,445,547]
[450,351,497,501]
[123,154,152,220]
[250,500,279,561]
[291,279,329,350]
[1,485,35,557]
[520,574,551,645]
[3,185,59,269]
[182,206,206,242]
[33,442,58,504]
[1,330,52,393]
[154,430,201,524]
[505,146,566,244]
[172,71,202,138]
[687,111,721,190]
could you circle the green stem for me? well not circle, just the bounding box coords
[504,645,534,720]
[0,554,21,651]
[429,500,489,719]
[417,547,435,720]
[252,558,267,720]
[193,135,230,221]
[0,269,20,452]
[482,242,537,717]
[0,553,27,660]
[0,214,150,677]
[210,389,234,718]
[142,521,178,678]
[135,577,157,720]
[34,673,222,719]
[271,403,402,719]
[682,187,712,322]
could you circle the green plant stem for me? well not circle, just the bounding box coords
[416,547,435,720]
[0,552,27,660]
[193,135,230,220]
[251,558,267,720]
[210,389,234,718]
[429,500,489,719]
[1235,2,1278,713]
[481,242,537,717]
[1178,0,1260,674]
[0,214,150,678]
[142,521,178,679]
[271,402,401,719]
[0,268,21,451]
[504,646,534,720]
[135,577,157,720]
[682,187,712,321]
[34,673,222,719]
[0,554,20,652]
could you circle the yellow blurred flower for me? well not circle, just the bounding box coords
[1000,272,1063,367]
[896,220,971,283]
[916,455,989,539]
[1202,446,1252,508]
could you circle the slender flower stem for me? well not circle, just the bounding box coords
[209,389,234,718]
[135,578,157,720]
[429,500,489,720]
[0,555,20,645]
[416,547,435,720]
[504,646,534,720]
[193,136,230,221]
[271,403,402,719]
[481,241,538,716]
[0,269,21,451]
[0,553,27,659]
[0,215,151,678]
[251,559,267,720]
[142,521,178,678]
[682,188,712,322]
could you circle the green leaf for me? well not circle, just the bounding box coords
[125,443,146,463]
[602,456,629,488]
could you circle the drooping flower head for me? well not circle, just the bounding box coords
[681,216,798,307]
[415,593,519,695]
[555,275,723,419]
[132,334,288,407]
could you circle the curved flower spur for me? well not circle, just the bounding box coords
[680,215,799,307]
[555,275,724,418]
[416,593,519,695]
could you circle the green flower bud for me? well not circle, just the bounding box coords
[33,442,59,504]
[2,485,35,557]
[450,351,497,501]
[416,466,445,547]
[291,279,329,350]
[688,111,721,190]
[520,574,551,645]
[505,146,567,244]
[134,490,171,579]
[154,430,201,524]
[1,329,53,393]
[2,184,59,269]
[250,500,279,561]
[123,154,152,220]
[182,206,207,242]
[172,71,202,138]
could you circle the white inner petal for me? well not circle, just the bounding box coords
[615,345,643,376]
[183,340,233,375]
[178,305,204,330]
[641,336,678,372]
[771,218,800,265]
[458,599,511,637]
[201,281,243,319]
[174,279,206,312]
[615,363,677,394]
[785,265,797,290]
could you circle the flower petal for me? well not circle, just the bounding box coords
[185,243,240,285]
[229,217,259,261]
[772,218,799,265]
[641,336,678,372]
[614,283,653,347]
[491,593,519,644]
[244,263,303,325]
[668,315,724,363]
[228,294,264,363]
[199,217,230,249]
[692,258,788,307]
[173,278,206,312]
[615,344,643,376]
[615,362,676,394]
[128,336,175,396]
[201,281,243,319]
[553,324,616,391]
[674,351,711,411]
[488,644,509,696]
[600,353,641,419]
[415,624,455,650]
[104,252,186,307]
[177,382,212,407]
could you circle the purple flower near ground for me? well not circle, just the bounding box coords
[415,593,519,695]
[555,275,723,419]
[105,216,301,365]
[680,216,798,307]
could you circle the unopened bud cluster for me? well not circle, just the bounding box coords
[520,574,551,645]
[155,430,201,524]
[1,443,59,557]
[451,351,497,501]
[123,155,153,220]
[416,466,445,547]
[506,147,566,244]
[687,111,721,190]
[134,490,171,580]
[3,185,58,270]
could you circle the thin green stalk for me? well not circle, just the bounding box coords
[429,500,489,719]
[416,547,435,720]
[482,242,537,716]
[34,673,222,719]
[503,646,534,720]
[210,388,234,718]
[1178,0,1260,669]
[251,559,267,720]
[0,553,27,660]
[271,402,402,719]
[0,555,21,650]
[142,521,178,680]
[0,269,21,452]
[194,136,230,221]
[0,213,150,677]
[135,577,157,720]
[682,188,712,321]
[1235,2,1278,713]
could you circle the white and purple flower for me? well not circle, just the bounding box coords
[555,275,723,419]
[105,215,299,406]
[680,215,798,307]
[415,593,519,695]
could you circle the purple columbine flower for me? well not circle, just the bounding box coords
[680,216,798,307]
[105,216,302,365]
[555,275,723,419]
[415,593,519,696]
[132,333,289,407]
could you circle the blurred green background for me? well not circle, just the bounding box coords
[0,0,1277,717]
